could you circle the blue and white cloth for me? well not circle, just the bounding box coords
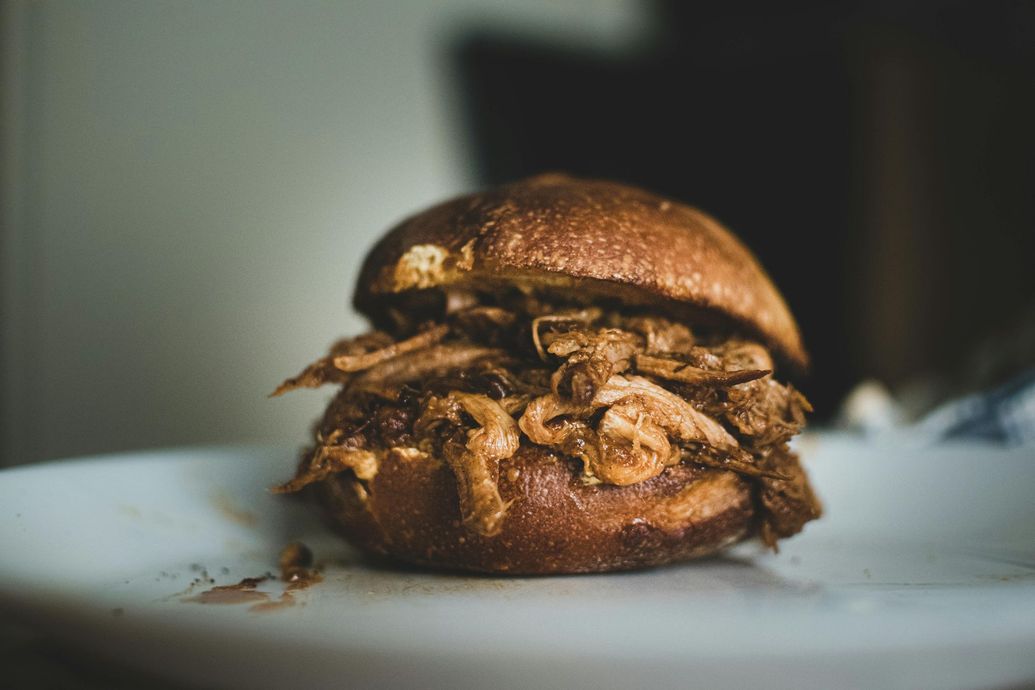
[912,369,1035,446]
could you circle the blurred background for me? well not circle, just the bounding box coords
[2,0,1034,467]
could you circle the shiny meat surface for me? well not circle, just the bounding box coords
[274,290,820,544]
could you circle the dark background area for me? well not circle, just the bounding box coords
[456,0,1035,416]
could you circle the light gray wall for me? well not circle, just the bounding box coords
[1,0,647,465]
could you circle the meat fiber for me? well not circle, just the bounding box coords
[275,294,819,541]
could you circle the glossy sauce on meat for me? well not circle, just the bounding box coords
[273,290,820,545]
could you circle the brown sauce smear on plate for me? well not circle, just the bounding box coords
[182,543,321,611]
[183,576,272,605]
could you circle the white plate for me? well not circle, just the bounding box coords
[1,435,1033,690]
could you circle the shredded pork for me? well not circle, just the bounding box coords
[274,290,820,545]
[422,392,519,535]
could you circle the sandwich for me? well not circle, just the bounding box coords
[272,174,820,574]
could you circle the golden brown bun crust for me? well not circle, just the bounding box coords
[355,174,807,370]
[316,446,755,574]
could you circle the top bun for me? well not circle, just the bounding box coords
[354,174,807,371]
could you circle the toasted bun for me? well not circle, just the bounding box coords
[316,446,755,574]
[355,174,807,370]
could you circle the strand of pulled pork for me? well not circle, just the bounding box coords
[519,374,753,485]
[416,392,519,536]
[272,442,379,494]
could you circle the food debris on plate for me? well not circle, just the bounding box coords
[182,542,322,613]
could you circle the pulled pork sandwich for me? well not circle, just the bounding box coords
[273,174,820,574]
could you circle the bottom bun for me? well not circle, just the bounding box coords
[316,445,756,574]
